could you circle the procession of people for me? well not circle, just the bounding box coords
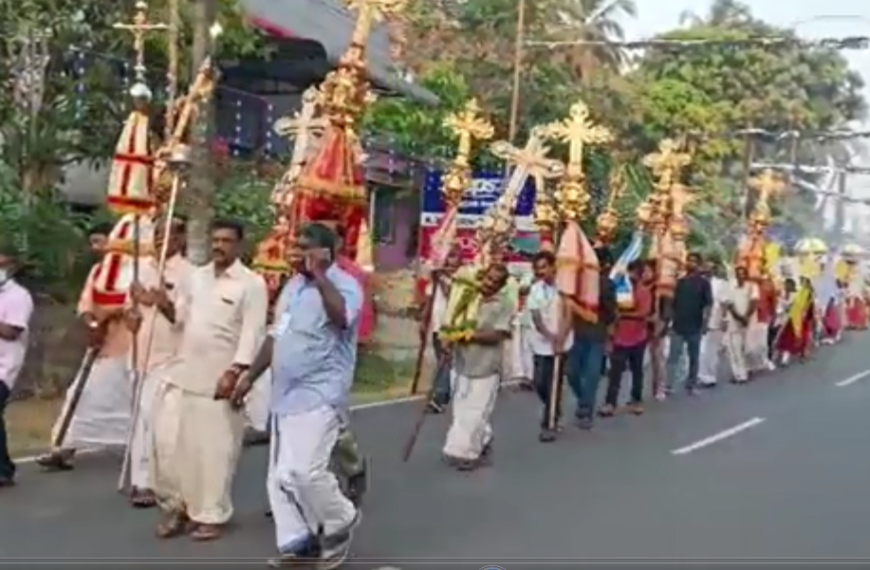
[3,1,870,569]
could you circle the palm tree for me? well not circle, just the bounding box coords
[678,0,752,28]
[545,0,638,81]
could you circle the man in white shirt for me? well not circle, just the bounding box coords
[724,266,759,384]
[421,249,461,414]
[0,245,35,487]
[526,251,572,443]
[699,260,728,387]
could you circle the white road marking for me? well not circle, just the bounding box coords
[15,380,522,463]
[671,417,766,456]
[835,369,870,387]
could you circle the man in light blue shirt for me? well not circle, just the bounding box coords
[232,222,362,568]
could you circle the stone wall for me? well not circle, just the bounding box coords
[15,269,427,400]
[14,298,87,400]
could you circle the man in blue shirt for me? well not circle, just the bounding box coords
[232,223,362,569]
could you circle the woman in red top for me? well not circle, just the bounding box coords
[600,261,652,416]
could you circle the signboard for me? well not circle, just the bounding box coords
[418,170,539,269]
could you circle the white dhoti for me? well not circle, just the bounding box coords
[699,331,724,385]
[726,329,749,381]
[52,355,131,449]
[443,373,499,460]
[150,381,245,524]
[128,363,171,490]
[245,370,272,432]
[745,322,771,372]
[507,321,533,381]
[268,405,357,554]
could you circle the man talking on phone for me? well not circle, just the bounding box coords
[232,222,362,568]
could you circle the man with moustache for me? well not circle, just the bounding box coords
[232,222,362,567]
[123,216,192,508]
[150,218,268,541]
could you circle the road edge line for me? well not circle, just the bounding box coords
[671,416,766,456]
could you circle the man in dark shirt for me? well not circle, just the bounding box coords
[665,252,712,396]
[567,247,617,429]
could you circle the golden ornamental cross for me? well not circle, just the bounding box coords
[542,100,612,176]
[114,1,168,83]
[274,87,329,176]
[491,127,565,200]
[346,0,408,47]
[445,99,494,166]
[749,168,785,207]
[643,138,692,183]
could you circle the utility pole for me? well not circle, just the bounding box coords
[186,0,218,265]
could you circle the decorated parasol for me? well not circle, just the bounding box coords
[253,86,328,305]
[288,0,408,266]
[93,1,168,310]
[841,243,866,262]
[540,100,612,323]
[794,237,828,255]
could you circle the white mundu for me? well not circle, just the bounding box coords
[724,281,759,382]
[150,260,267,525]
[127,254,192,492]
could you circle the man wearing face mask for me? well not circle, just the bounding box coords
[232,222,362,568]
[0,245,34,488]
[149,218,268,541]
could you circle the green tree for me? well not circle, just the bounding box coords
[361,64,472,159]
[0,0,269,196]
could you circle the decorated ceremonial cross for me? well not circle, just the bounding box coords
[273,87,329,194]
[113,1,168,83]
[482,129,563,263]
[441,99,494,207]
[748,168,786,224]
[542,100,612,221]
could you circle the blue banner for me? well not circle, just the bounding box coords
[420,169,537,218]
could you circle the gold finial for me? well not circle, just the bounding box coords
[642,138,691,188]
[113,1,168,84]
[541,100,612,178]
[346,0,408,48]
[317,0,407,128]
[639,138,693,235]
[540,100,612,221]
[445,99,494,168]
[747,168,784,232]
[749,168,785,210]
[441,99,493,208]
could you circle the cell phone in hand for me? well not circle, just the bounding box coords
[304,247,333,272]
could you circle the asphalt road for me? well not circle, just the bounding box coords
[3,334,870,566]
